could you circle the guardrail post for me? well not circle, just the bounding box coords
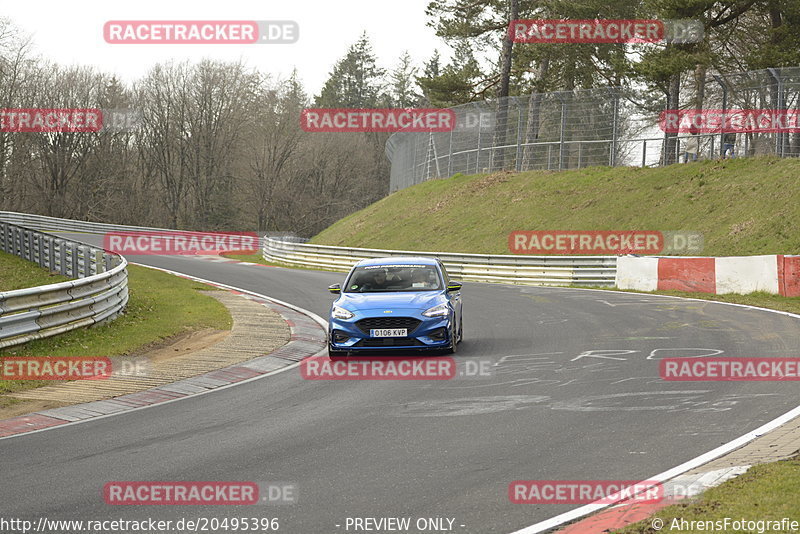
[53,239,64,274]
[95,249,105,273]
[13,226,22,256]
[46,236,55,271]
[36,233,45,268]
[78,245,87,277]
[26,230,32,261]
[68,242,78,277]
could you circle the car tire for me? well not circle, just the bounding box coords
[446,326,458,354]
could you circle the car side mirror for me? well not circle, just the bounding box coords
[446,282,462,292]
[328,283,341,295]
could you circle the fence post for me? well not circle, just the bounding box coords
[412,134,418,185]
[447,128,453,177]
[767,68,785,157]
[476,110,482,174]
[557,92,568,171]
[712,74,728,158]
[515,100,523,172]
[642,140,647,167]
[609,88,620,166]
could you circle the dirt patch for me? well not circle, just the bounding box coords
[469,171,514,192]
[144,328,230,363]
[729,219,755,237]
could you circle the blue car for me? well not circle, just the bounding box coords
[327,257,463,357]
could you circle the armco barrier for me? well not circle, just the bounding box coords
[263,237,617,286]
[616,254,800,296]
[0,210,183,235]
[0,221,128,349]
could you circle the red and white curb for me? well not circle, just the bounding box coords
[0,267,327,440]
[555,466,750,533]
[617,254,800,296]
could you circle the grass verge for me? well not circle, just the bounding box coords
[312,157,800,256]
[614,454,800,533]
[0,250,70,291]
[0,260,232,398]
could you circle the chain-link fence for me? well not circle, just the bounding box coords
[386,66,800,192]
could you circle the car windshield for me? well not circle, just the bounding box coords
[343,264,442,293]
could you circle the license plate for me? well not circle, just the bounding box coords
[370,328,407,337]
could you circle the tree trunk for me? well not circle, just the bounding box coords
[522,56,550,169]
[490,0,518,171]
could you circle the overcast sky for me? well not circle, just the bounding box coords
[2,0,449,96]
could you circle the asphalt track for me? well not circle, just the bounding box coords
[2,235,800,534]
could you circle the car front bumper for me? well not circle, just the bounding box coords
[328,310,453,352]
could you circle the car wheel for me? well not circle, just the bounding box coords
[446,326,458,354]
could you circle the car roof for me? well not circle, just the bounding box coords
[354,256,439,267]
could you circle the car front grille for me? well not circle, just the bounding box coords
[355,317,422,335]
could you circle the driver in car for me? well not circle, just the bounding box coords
[363,269,388,291]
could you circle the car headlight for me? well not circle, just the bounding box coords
[422,303,450,317]
[332,305,354,320]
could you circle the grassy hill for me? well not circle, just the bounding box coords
[312,157,800,256]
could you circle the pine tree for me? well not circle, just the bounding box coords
[315,32,385,108]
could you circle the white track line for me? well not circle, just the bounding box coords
[508,284,800,534]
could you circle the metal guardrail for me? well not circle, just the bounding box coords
[0,220,128,350]
[0,210,182,235]
[263,237,617,287]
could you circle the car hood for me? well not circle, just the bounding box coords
[338,291,444,311]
